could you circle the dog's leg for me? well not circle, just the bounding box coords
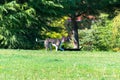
[56,46,58,51]
[44,40,48,50]
[52,44,58,51]
[49,43,52,51]
[59,42,64,51]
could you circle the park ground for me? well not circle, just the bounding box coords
[0,49,120,80]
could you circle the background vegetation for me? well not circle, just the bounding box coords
[79,13,120,52]
[0,0,119,51]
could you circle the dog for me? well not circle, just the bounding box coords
[44,37,70,51]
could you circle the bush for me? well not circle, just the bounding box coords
[112,13,120,51]
[79,29,96,51]
[79,20,113,51]
[92,24,113,51]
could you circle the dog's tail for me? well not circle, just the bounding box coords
[36,38,44,42]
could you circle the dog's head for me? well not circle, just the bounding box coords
[61,36,71,43]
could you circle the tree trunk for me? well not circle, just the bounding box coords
[71,17,79,49]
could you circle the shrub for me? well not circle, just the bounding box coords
[112,13,120,51]
[92,24,113,51]
[79,20,113,51]
[79,29,96,51]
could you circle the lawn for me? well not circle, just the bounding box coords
[0,49,120,80]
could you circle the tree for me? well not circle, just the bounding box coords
[57,0,120,49]
[0,0,64,49]
[0,0,120,49]
[0,1,38,49]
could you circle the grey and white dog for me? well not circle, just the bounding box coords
[44,37,70,51]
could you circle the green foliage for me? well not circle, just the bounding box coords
[112,12,120,52]
[79,13,113,51]
[58,0,120,49]
[0,0,65,49]
[0,1,39,49]
[92,23,113,51]
[60,0,120,16]
[0,0,120,50]
[79,13,120,51]
[42,16,68,38]
[79,29,95,51]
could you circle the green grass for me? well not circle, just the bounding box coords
[0,49,120,80]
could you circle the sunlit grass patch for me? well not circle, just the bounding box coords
[0,49,120,80]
